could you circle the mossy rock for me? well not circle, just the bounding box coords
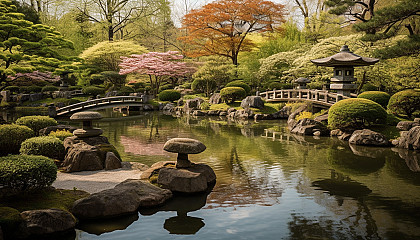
[0,207,22,233]
[96,144,121,160]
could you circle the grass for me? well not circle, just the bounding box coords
[0,188,89,212]
[15,106,48,114]
[209,101,241,111]
[208,101,284,114]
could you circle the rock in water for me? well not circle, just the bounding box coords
[396,126,420,150]
[209,93,222,104]
[72,180,172,219]
[240,96,264,109]
[349,129,389,146]
[19,209,76,237]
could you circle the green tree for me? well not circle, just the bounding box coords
[80,40,148,72]
[0,0,73,90]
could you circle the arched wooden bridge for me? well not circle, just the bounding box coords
[258,89,354,108]
[56,96,145,116]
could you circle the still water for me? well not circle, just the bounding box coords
[70,110,420,240]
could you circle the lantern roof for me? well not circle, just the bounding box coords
[311,45,379,67]
[294,77,311,83]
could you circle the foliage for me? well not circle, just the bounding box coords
[119,51,196,96]
[0,207,22,236]
[191,78,217,96]
[48,130,73,141]
[0,0,73,90]
[118,86,135,95]
[19,85,42,94]
[4,85,19,93]
[387,89,420,119]
[200,102,210,110]
[20,136,65,160]
[41,85,59,92]
[158,90,181,102]
[180,0,286,65]
[225,80,251,94]
[372,35,420,59]
[100,71,127,89]
[357,91,390,108]
[295,111,314,121]
[0,154,57,191]
[8,71,60,87]
[328,98,387,130]
[0,124,34,156]
[220,87,247,103]
[82,86,105,96]
[15,116,57,136]
[80,41,148,72]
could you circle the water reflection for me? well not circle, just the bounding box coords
[77,214,139,235]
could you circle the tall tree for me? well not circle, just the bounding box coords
[0,0,73,90]
[119,51,196,95]
[180,0,286,65]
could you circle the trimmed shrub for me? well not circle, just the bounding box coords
[0,155,57,191]
[191,78,217,95]
[159,84,172,92]
[41,85,59,92]
[118,86,135,95]
[82,86,105,96]
[21,85,42,94]
[20,136,65,160]
[0,124,34,156]
[226,80,251,94]
[158,90,181,102]
[48,130,73,141]
[357,91,390,108]
[220,87,247,103]
[387,89,420,119]
[4,86,20,94]
[15,116,57,136]
[328,98,387,130]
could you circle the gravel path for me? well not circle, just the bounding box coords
[52,162,149,194]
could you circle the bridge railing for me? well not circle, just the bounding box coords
[56,96,145,116]
[258,89,350,106]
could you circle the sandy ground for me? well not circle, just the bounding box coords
[52,162,149,194]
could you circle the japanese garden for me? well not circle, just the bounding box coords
[0,0,419,239]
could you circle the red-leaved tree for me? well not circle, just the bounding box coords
[119,51,196,96]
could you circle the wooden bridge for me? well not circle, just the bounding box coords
[56,96,145,116]
[258,89,355,108]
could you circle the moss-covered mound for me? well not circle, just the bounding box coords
[220,87,246,103]
[387,89,420,119]
[357,91,390,108]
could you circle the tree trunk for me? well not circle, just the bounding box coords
[108,25,114,41]
[356,70,367,95]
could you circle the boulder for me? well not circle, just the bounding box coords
[314,114,329,124]
[64,136,109,150]
[396,121,420,131]
[62,143,103,172]
[330,129,343,136]
[39,125,77,136]
[29,93,43,102]
[72,179,172,219]
[192,110,205,116]
[287,105,307,130]
[157,163,216,193]
[290,118,329,136]
[338,132,352,141]
[183,98,204,112]
[240,96,264,109]
[349,129,389,146]
[19,209,76,237]
[209,93,222,104]
[177,98,184,106]
[396,126,420,150]
[269,106,290,119]
[162,103,175,113]
[234,108,254,119]
[105,152,122,170]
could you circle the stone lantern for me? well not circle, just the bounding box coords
[311,45,379,96]
[294,77,311,89]
[70,111,103,138]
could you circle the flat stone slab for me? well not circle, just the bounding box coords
[164,138,206,154]
[70,111,103,121]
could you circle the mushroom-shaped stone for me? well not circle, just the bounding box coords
[163,138,206,168]
[70,111,103,137]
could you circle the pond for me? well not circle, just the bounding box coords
[57,110,420,239]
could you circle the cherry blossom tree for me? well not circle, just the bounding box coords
[119,51,196,95]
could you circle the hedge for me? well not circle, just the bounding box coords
[20,136,65,160]
[357,91,390,108]
[49,130,73,141]
[225,80,251,94]
[82,86,105,96]
[41,85,59,92]
[158,90,181,102]
[0,124,34,156]
[220,87,247,103]
[15,115,57,136]
[328,98,387,130]
[0,155,57,191]
[387,89,420,119]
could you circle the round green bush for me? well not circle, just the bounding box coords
[15,115,57,136]
[158,90,181,102]
[48,130,73,141]
[387,89,420,119]
[328,98,387,130]
[0,155,57,191]
[0,124,34,156]
[159,84,172,92]
[191,78,217,94]
[220,87,247,103]
[82,86,105,96]
[225,80,251,94]
[41,85,59,92]
[19,85,42,94]
[4,86,20,94]
[20,136,65,160]
[118,86,135,95]
[357,91,390,108]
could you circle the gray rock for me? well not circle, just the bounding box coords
[29,93,43,102]
[227,108,236,114]
[396,126,420,150]
[290,118,329,136]
[240,96,264,109]
[105,152,122,170]
[349,129,389,146]
[64,136,110,150]
[158,163,216,193]
[63,143,103,172]
[330,129,343,136]
[338,132,352,141]
[313,131,321,136]
[177,98,184,106]
[143,104,154,111]
[72,179,172,219]
[183,98,204,112]
[209,93,222,104]
[233,108,254,119]
[314,114,329,124]
[287,105,308,130]
[70,111,103,121]
[396,121,420,131]
[19,209,76,236]
[269,107,290,119]
[162,103,175,112]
